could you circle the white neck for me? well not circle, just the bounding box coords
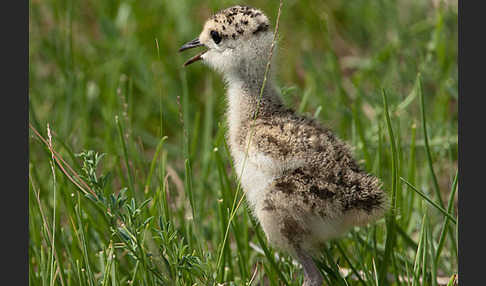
[224,71,282,151]
[212,31,283,150]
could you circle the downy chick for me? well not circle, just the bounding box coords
[179,5,387,286]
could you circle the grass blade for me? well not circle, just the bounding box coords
[435,170,458,263]
[144,136,168,194]
[116,115,136,200]
[400,177,456,224]
[379,89,398,285]
[418,75,445,209]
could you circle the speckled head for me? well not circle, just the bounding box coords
[179,6,273,75]
[203,6,270,42]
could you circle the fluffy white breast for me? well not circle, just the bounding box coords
[232,149,276,210]
[225,80,274,210]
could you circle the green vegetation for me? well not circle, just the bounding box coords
[29,0,458,285]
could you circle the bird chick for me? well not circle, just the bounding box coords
[180,5,387,286]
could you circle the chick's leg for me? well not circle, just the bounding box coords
[294,247,323,286]
[255,185,322,286]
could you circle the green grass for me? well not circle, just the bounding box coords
[29,0,458,285]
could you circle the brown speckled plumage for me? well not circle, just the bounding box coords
[242,103,386,249]
[180,5,387,286]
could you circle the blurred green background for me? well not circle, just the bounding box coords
[29,0,458,285]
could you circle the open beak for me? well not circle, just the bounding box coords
[179,38,207,67]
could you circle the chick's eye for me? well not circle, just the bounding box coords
[210,30,222,44]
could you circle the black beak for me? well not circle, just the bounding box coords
[179,38,207,67]
[179,38,203,52]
